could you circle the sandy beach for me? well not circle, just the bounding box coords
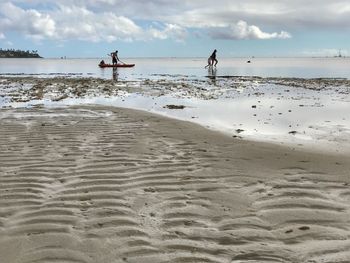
[1,0,350,260]
[1,104,350,263]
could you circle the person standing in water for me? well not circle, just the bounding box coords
[210,49,218,67]
[205,49,218,68]
[205,56,212,68]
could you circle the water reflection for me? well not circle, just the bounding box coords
[99,67,119,81]
[207,67,217,84]
[112,68,118,81]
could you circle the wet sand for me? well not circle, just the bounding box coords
[1,105,350,263]
[1,76,350,155]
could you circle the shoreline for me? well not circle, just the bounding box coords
[1,105,349,262]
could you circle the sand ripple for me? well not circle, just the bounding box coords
[0,106,349,262]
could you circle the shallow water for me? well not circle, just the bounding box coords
[1,57,350,153]
[1,57,350,80]
[50,88,350,154]
[1,75,349,154]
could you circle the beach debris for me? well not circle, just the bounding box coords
[163,104,186,109]
[144,187,156,193]
[235,129,245,133]
[299,226,310,231]
[52,94,69,102]
[289,131,297,135]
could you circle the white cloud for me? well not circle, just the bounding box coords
[149,24,187,41]
[6,0,350,29]
[0,2,188,42]
[210,20,291,40]
[53,5,143,42]
[0,2,55,40]
[76,0,350,30]
[8,1,339,43]
[0,33,5,39]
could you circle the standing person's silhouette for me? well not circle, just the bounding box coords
[110,50,120,65]
[210,49,218,67]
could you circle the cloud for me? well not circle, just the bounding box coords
[6,1,350,29]
[71,0,350,30]
[209,21,291,40]
[53,5,143,42]
[0,33,5,39]
[148,24,187,41]
[0,3,143,42]
[0,2,55,40]
[3,1,324,43]
[0,2,188,42]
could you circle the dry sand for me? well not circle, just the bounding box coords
[0,105,350,263]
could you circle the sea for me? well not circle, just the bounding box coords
[1,57,350,154]
[1,57,350,80]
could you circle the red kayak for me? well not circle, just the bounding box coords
[99,63,135,68]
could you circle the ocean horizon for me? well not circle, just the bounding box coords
[1,57,350,80]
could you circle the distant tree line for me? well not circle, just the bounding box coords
[0,48,42,58]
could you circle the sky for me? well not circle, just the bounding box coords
[0,0,349,58]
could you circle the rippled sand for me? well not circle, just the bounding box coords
[0,105,349,263]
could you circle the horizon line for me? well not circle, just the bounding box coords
[6,55,348,59]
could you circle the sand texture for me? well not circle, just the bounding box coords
[0,106,350,263]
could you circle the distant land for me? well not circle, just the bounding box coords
[0,49,42,58]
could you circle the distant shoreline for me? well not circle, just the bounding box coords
[0,57,42,58]
[0,49,42,58]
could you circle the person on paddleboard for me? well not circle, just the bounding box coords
[110,50,120,65]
